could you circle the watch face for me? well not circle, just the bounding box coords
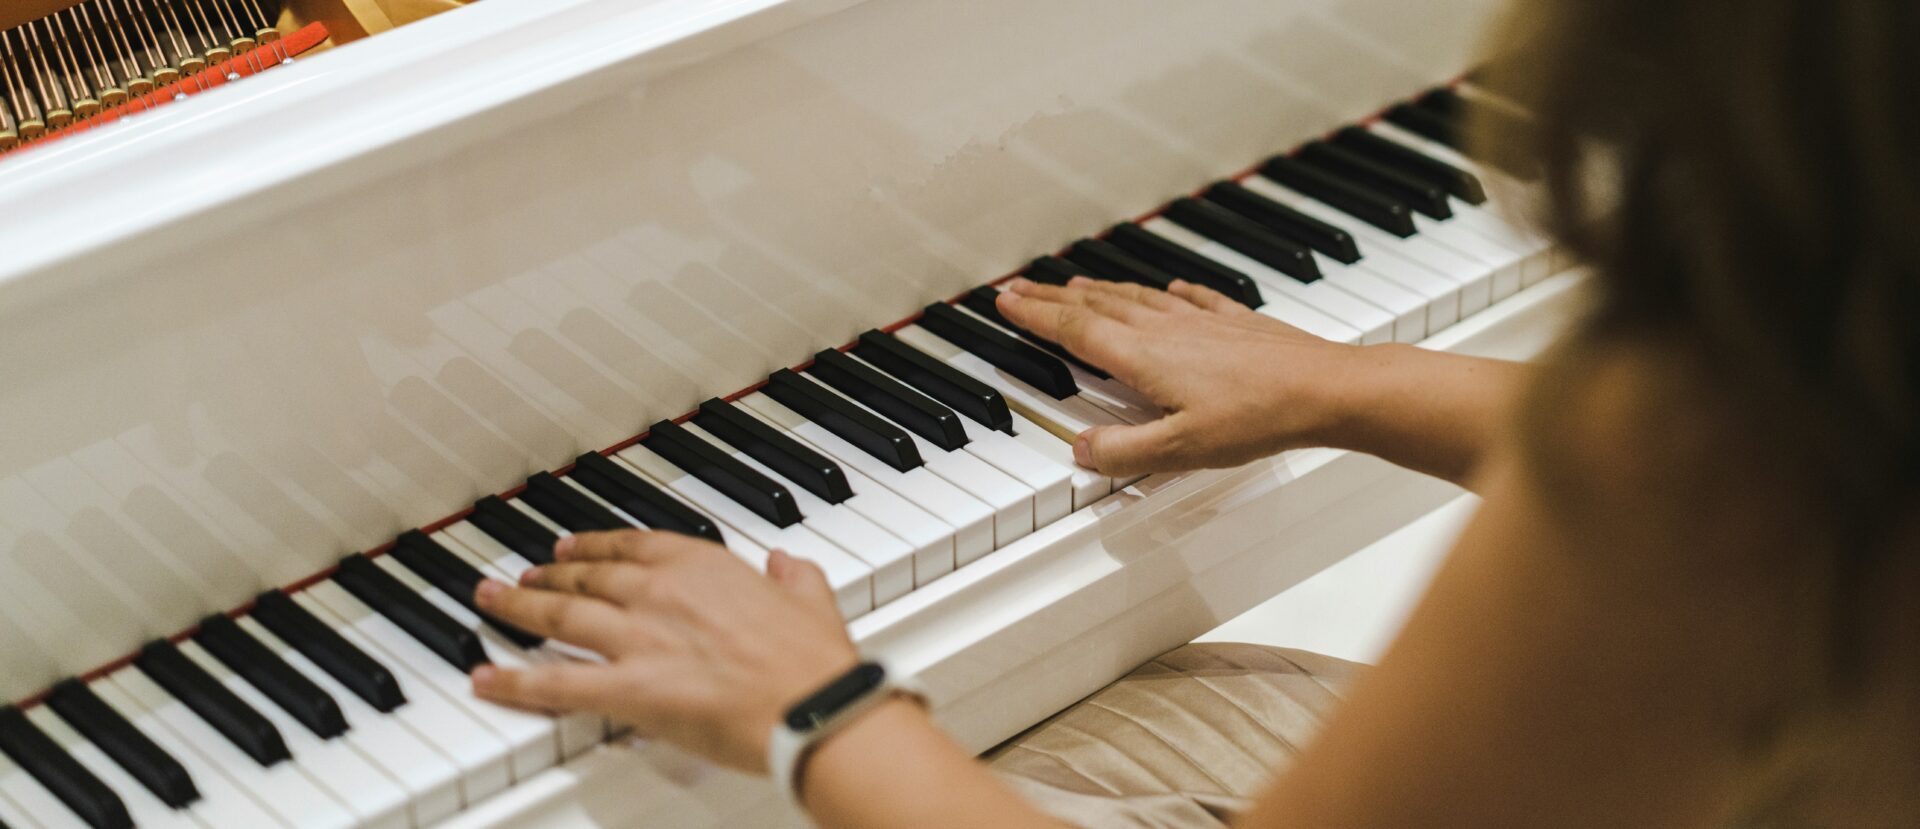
[787,662,887,731]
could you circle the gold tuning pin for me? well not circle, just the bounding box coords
[232,36,256,55]
[100,87,127,108]
[256,27,279,44]
[179,54,206,75]
[0,96,16,151]
[73,97,100,119]
[0,132,16,152]
[46,108,71,129]
[127,75,154,96]
[19,119,45,140]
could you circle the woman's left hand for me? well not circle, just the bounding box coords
[470,529,860,773]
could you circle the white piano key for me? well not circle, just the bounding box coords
[89,678,288,829]
[1365,121,1562,285]
[0,747,88,829]
[1239,175,1495,316]
[677,416,957,588]
[1406,212,1528,302]
[1006,410,1111,510]
[234,616,466,826]
[175,641,411,829]
[677,422,920,603]
[0,766,45,829]
[610,447,875,618]
[941,304,1169,424]
[890,326,1146,488]
[20,706,201,829]
[370,555,608,761]
[789,372,1037,550]
[283,593,514,807]
[737,391,995,567]
[105,668,356,829]
[933,412,1074,528]
[301,583,560,784]
[1141,217,1420,343]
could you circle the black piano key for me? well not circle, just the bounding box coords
[918,302,1078,400]
[251,591,405,713]
[1062,239,1177,290]
[765,369,923,473]
[1104,224,1265,308]
[572,453,722,541]
[334,555,489,673]
[1332,126,1486,204]
[132,641,289,767]
[1383,102,1460,149]
[0,707,132,829]
[1416,87,1466,120]
[44,681,197,809]
[469,495,561,566]
[1201,182,1362,264]
[693,399,853,504]
[1259,155,1416,237]
[1298,141,1452,220]
[1022,256,1091,286]
[1164,197,1323,283]
[519,474,628,535]
[809,349,970,452]
[855,331,1014,434]
[192,615,347,741]
[388,531,543,649]
[955,287,1112,381]
[646,419,803,528]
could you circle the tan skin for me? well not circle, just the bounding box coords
[470,276,1778,828]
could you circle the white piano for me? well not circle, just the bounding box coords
[0,1,1583,826]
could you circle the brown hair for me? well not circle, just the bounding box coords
[1479,2,1920,821]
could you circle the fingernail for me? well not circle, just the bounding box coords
[1067,275,1093,288]
[518,567,542,586]
[1008,277,1034,292]
[1073,434,1094,469]
[475,579,505,605]
[997,290,1022,306]
[470,665,497,690]
[1169,278,1188,290]
[553,534,577,560]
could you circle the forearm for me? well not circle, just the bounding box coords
[1315,345,1529,488]
[801,698,1069,829]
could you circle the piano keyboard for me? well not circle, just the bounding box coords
[0,81,1562,829]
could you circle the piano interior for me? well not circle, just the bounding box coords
[0,0,472,151]
[0,0,1588,826]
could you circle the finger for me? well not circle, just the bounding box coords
[1168,279,1254,316]
[471,662,623,716]
[1076,415,1195,477]
[519,562,646,603]
[556,529,683,565]
[1002,278,1094,307]
[476,579,632,654]
[767,549,840,615]
[995,292,1130,368]
[1079,288,1164,326]
[1077,279,1196,315]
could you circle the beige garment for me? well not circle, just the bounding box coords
[988,643,1365,828]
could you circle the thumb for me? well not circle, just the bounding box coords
[1076,415,1191,477]
[767,549,840,614]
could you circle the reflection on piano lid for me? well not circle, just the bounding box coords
[0,0,470,155]
[0,73,1582,827]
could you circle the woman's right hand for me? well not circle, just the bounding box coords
[995,276,1369,477]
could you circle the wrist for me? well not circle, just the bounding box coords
[796,696,931,806]
[1299,341,1411,451]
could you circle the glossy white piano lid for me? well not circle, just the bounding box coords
[0,0,1505,696]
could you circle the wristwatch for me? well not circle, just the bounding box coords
[767,661,927,808]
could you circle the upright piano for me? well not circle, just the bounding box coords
[0,1,1583,826]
